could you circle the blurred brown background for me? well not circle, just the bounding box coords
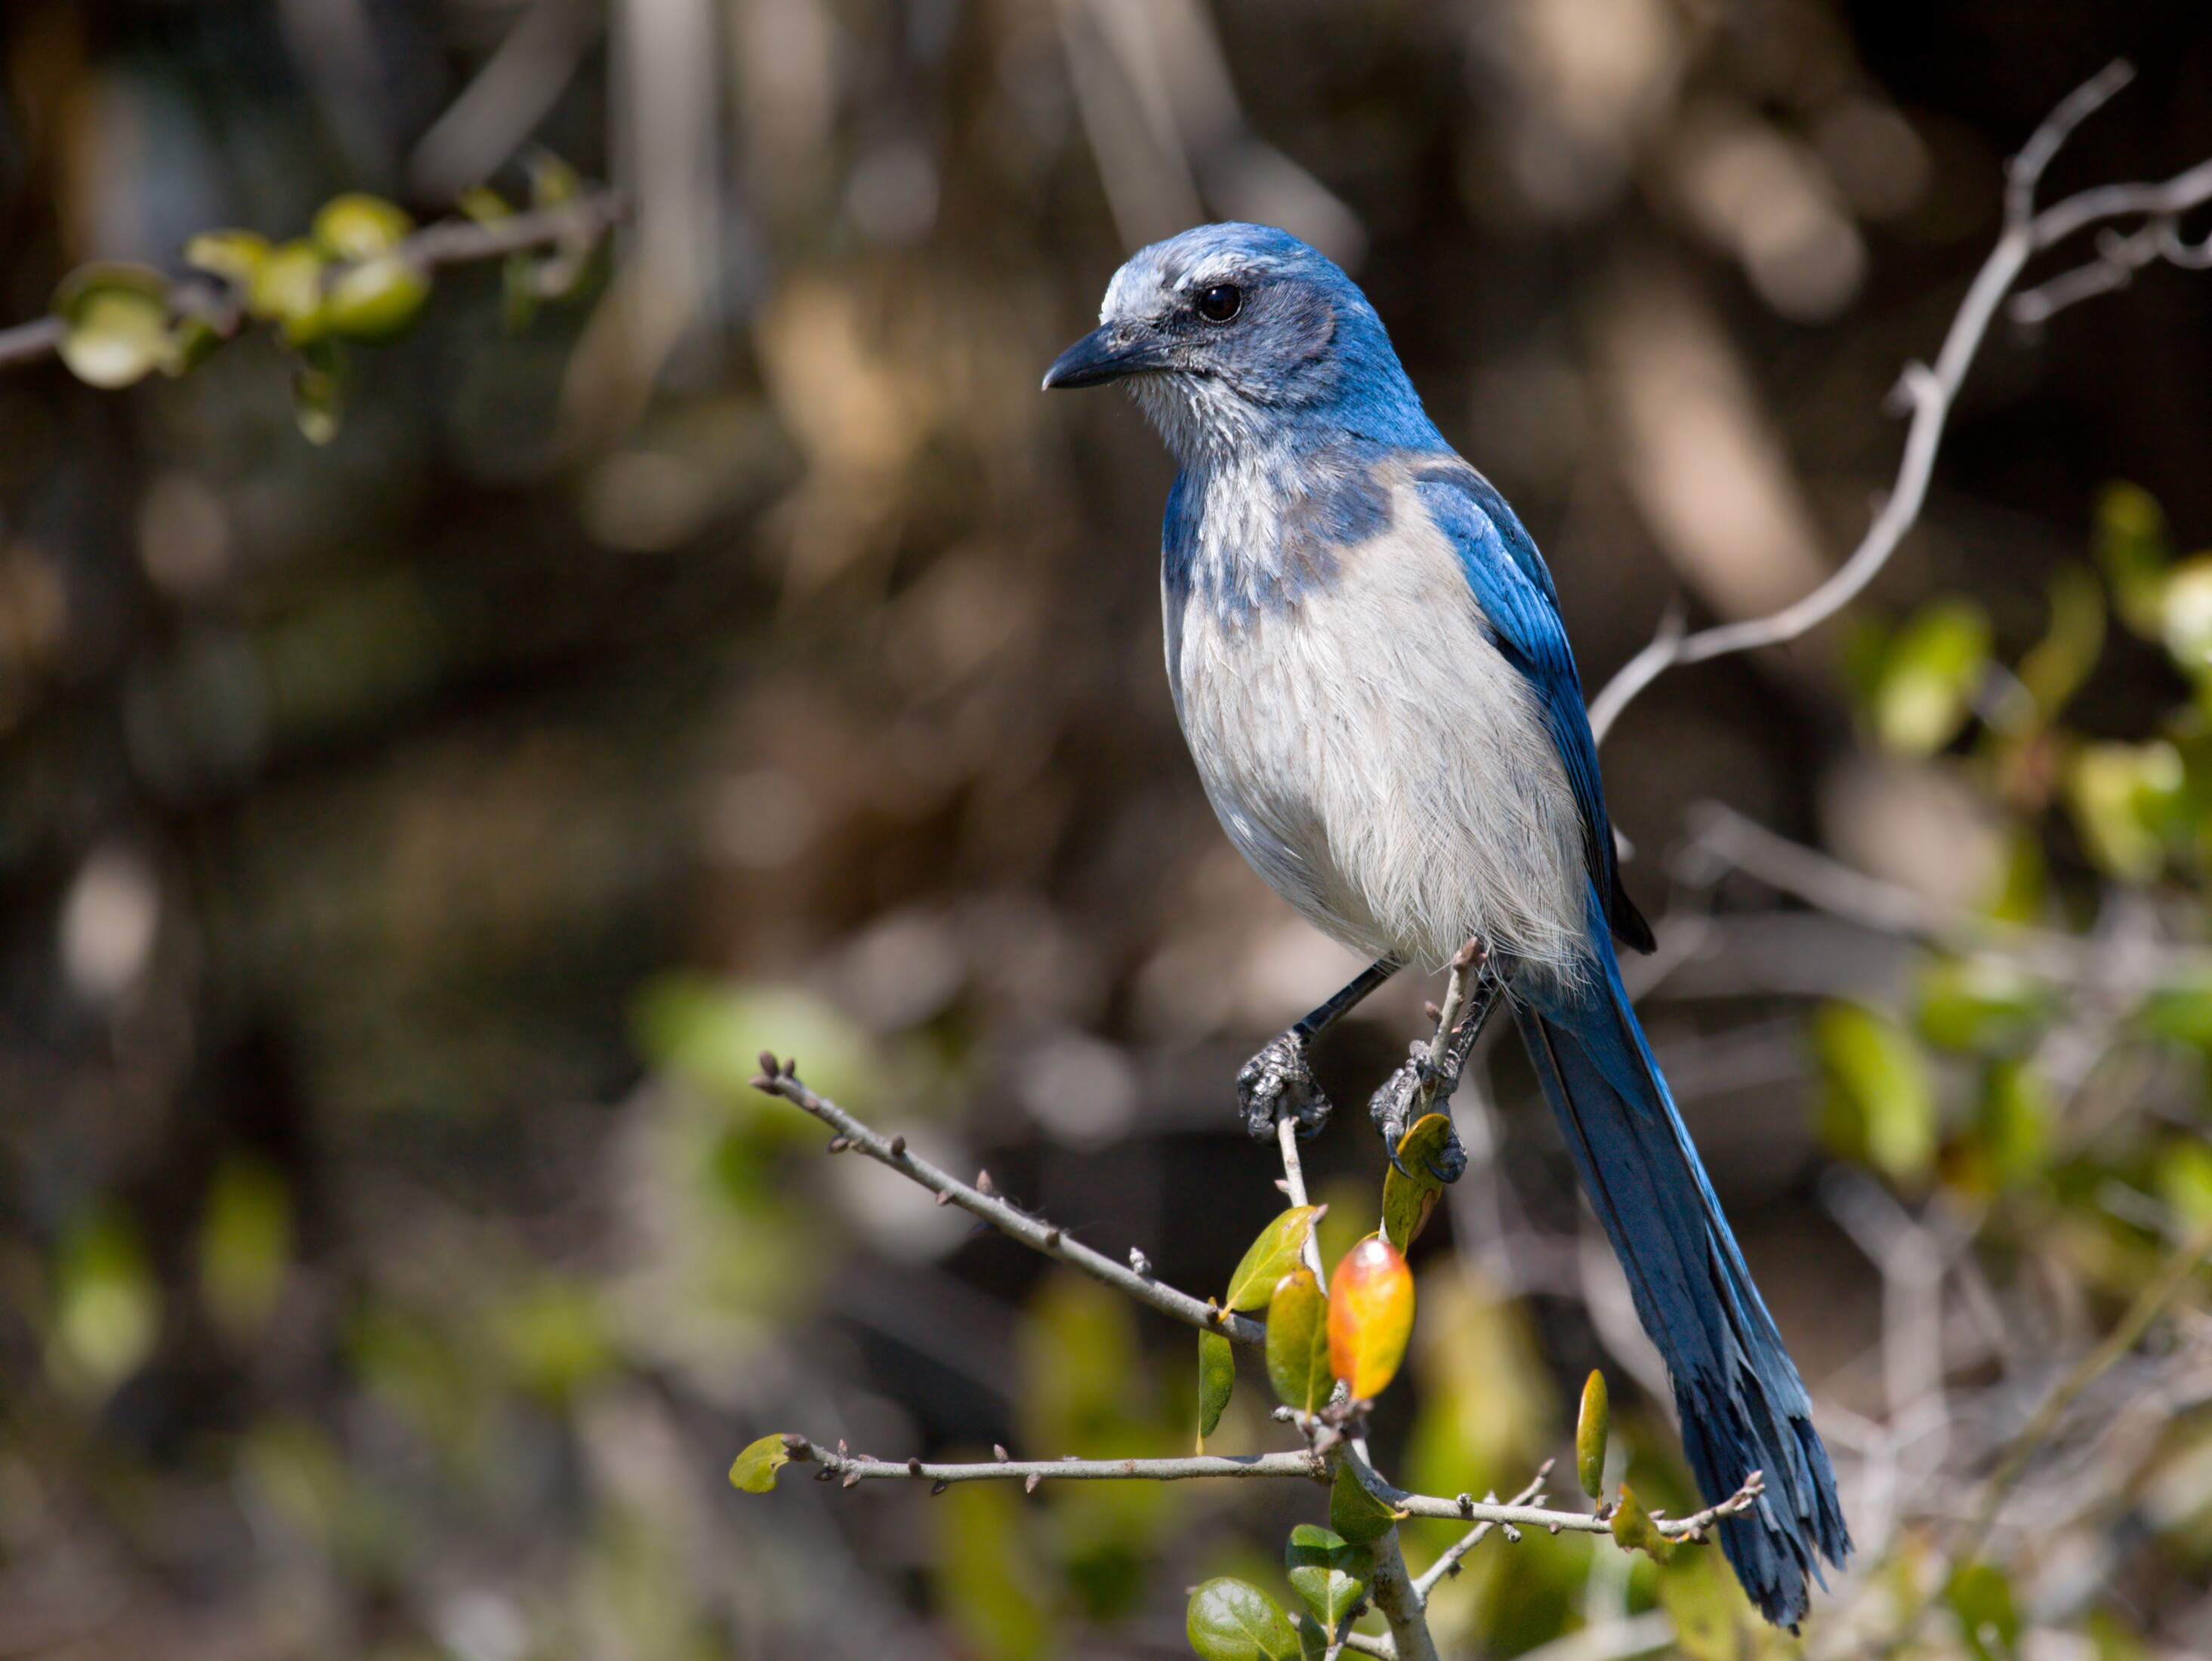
[4,2,2212,1657]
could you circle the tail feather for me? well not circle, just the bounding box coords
[1513,892,1850,1627]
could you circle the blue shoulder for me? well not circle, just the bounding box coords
[1413,461,1652,951]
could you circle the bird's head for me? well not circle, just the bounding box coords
[1042,223,1432,463]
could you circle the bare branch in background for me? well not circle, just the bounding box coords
[1587,61,2212,744]
[750,1056,1268,1346]
[782,1438,1325,1487]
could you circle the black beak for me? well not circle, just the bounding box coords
[1041,324,1168,390]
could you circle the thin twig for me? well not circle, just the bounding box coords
[783,1438,1323,1487]
[1410,1461,1554,1604]
[1278,1114,1326,1279]
[1343,1446,1764,1540]
[751,1058,1266,1347]
[1586,60,2212,744]
[0,190,628,374]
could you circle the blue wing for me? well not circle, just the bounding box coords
[1413,461,1652,952]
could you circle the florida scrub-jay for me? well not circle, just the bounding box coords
[1043,223,1849,1627]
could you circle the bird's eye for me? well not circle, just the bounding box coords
[1195,283,1242,323]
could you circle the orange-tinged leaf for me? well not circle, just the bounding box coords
[1264,1268,1331,1413]
[1224,1205,1323,1311]
[1326,1236,1413,1401]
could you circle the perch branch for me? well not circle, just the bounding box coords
[751,1057,1266,1346]
[782,1438,1323,1487]
[1586,60,2212,744]
[0,190,628,372]
[1344,1446,1765,1541]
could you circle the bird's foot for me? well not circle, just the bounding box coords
[1236,1031,1331,1141]
[1368,1042,1469,1183]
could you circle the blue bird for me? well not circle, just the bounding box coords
[1044,223,1850,1627]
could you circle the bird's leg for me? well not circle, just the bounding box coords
[1369,939,1506,1182]
[1236,957,1401,1141]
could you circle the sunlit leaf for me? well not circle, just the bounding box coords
[1381,1114,1452,1252]
[1199,1328,1235,1447]
[458,186,511,223]
[2156,1138,2212,1231]
[1871,596,1991,756]
[312,193,415,261]
[2096,480,2170,638]
[1945,1560,2020,1661]
[54,263,173,389]
[1328,1459,1406,1545]
[2162,555,2212,678]
[2141,977,2212,1048]
[728,1433,792,1493]
[1916,955,2049,1055]
[1814,1000,1936,1185]
[2016,565,2106,720]
[48,1206,160,1401]
[1264,1268,1330,1414]
[1186,1578,1302,1661]
[199,1155,292,1340]
[1285,1524,1373,1628]
[1224,1206,1323,1311]
[1327,1237,1414,1400]
[184,230,272,288]
[1575,1370,1609,1499]
[2066,739,2185,881]
[249,240,330,345]
[1608,1483,1675,1563]
[324,256,430,341]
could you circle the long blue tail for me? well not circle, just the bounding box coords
[1513,890,1850,1628]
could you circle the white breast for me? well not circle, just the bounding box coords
[1167,472,1591,981]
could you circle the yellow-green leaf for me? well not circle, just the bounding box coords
[249,241,330,345]
[1224,1205,1323,1311]
[184,230,271,288]
[1575,1369,1609,1499]
[1813,1000,1935,1185]
[54,264,174,389]
[458,186,511,223]
[324,255,430,341]
[1975,1060,2049,1193]
[1199,1328,1235,1448]
[1381,1114,1452,1252]
[1608,1482,1675,1562]
[728,1433,793,1493]
[312,193,414,260]
[1871,596,1991,756]
[1915,955,2049,1055]
[292,346,344,445]
[1186,1577,1302,1661]
[1328,1459,1406,1545]
[2096,480,2170,638]
[47,1207,160,1401]
[1945,1560,2020,1661]
[2163,554,2212,676]
[2066,739,2185,880]
[2016,565,2105,721]
[1326,1236,1414,1400]
[1264,1268,1330,1414]
[199,1156,292,1339]
[1284,1524,1373,1628]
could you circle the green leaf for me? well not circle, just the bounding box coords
[2141,978,2212,1048]
[199,1155,292,1339]
[246,240,331,345]
[2066,740,2186,880]
[1656,1549,1754,1661]
[2156,1138,2212,1230]
[2160,554,2212,677]
[1915,955,2049,1055]
[47,1206,160,1401]
[1199,1328,1235,1447]
[184,230,272,288]
[1975,1061,2049,1192]
[312,193,415,260]
[1224,1206,1323,1311]
[1186,1577,1302,1661]
[1945,1560,2020,1661]
[292,343,344,445]
[2095,480,2170,638]
[1284,1524,1373,1627]
[1265,1268,1331,1414]
[458,186,511,223]
[1814,1000,1936,1185]
[324,256,430,341]
[1575,1369,1609,1499]
[1328,1459,1405,1545]
[728,1433,793,1493]
[54,263,174,389]
[2016,565,2106,720]
[1608,1482,1676,1563]
[1871,596,1991,756]
[1381,1113,1452,1251]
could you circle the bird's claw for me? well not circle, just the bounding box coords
[1236,1031,1331,1141]
[1368,1041,1470,1183]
